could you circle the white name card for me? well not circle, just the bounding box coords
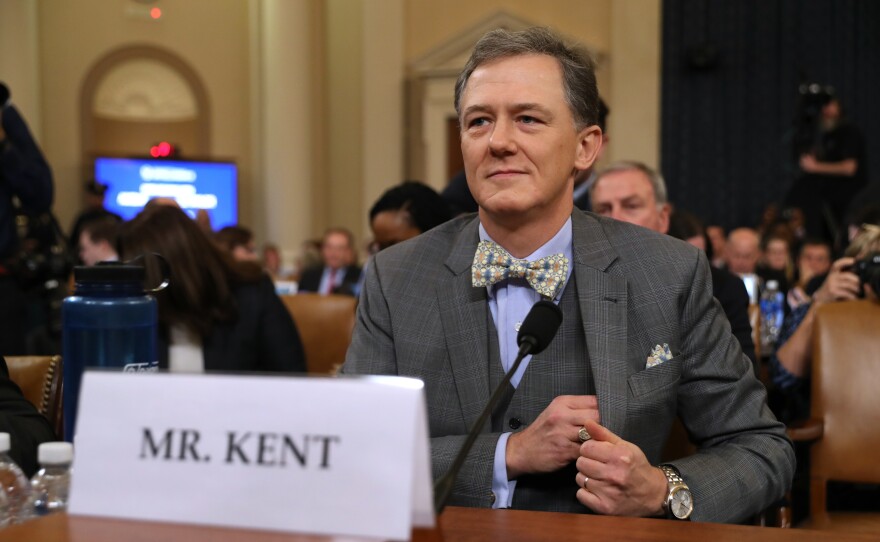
[68,371,434,540]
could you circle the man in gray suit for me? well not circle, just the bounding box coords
[343,27,793,522]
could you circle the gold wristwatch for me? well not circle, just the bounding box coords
[659,465,693,520]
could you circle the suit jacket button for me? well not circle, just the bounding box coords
[509,417,522,430]
[489,493,496,505]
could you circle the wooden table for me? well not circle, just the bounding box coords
[0,507,876,541]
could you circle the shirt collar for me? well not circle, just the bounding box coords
[478,217,574,298]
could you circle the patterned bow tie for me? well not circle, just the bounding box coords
[472,240,570,299]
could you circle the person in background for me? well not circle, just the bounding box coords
[789,94,867,243]
[344,27,792,521]
[726,227,787,300]
[725,228,761,276]
[369,181,452,253]
[262,242,284,278]
[214,225,259,263]
[787,239,832,309]
[760,232,795,287]
[769,224,879,423]
[78,215,120,266]
[68,180,121,255]
[705,225,727,268]
[119,205,305,374]
[0,84,54,356]
[591,162,756,369]
[297,228,361,297]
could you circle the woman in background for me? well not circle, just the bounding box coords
[119,205,306,373]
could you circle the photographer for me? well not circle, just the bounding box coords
[787,87,867,244]
[768,223,880,423]
[0,83,54,354]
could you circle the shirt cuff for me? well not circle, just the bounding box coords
[491,432,517,509]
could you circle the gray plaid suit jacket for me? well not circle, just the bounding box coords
[343,210,794,523]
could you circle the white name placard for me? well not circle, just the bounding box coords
[68,371,434,540]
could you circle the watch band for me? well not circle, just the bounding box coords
[659,465,692,520]
[660,464,685,486]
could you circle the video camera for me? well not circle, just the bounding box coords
[851,252,880,296]
[793,83,835,156]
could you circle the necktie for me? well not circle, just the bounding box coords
[326,269,337,294]
[472,240,569,299]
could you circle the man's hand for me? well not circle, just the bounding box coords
[812,257,860,305]
[506,395,600,479]
[799,153,819,173]
[574,420,668,517]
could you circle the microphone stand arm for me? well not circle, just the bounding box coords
[433,338,535,515]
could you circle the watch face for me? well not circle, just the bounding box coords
[670,487,693,519]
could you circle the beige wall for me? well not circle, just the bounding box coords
[36,0,251,232]
[405,0,612,61]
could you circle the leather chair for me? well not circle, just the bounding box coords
[800,299,880,533]
[280,293,357,375]
[5,355,64,437]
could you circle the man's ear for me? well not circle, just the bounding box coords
[575,125,603,172]
[658,203,672,235]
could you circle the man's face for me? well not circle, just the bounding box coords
[232,242,259,263]
[78,231,113,266]
[590,169,670,233]
[459,54,600,225]
[764,239,790,271]
[725,232,760,275]
[799,244,831,278]
[321,232,352,270]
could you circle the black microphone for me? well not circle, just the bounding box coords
[0,83,9,109]
[433,300,563,515]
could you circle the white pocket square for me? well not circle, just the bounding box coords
[646,343,673,369]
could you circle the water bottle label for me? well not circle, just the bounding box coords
[122,361,159,373]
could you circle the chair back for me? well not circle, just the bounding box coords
[5,355,64,437]
[280,293,357,375]
[809,299,880,527]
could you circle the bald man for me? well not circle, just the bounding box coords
[725,228,761,275]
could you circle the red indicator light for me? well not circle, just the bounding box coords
[150,146,160,158]
[150,7,162,19]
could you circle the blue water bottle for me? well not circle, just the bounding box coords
[62,262,165,441]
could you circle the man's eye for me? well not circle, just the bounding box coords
[520,116,539,124]
[468,118,489,128]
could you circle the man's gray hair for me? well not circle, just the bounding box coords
[592,161,669,206]
[454,27,599,131]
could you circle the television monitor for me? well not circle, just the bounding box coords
[93,157,239,229]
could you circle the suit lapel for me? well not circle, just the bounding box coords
[571,212,630,436]
[436,217,492,431]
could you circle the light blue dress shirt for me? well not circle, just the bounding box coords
[478,219,574,508]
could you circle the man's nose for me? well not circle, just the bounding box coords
[488,118,517,155]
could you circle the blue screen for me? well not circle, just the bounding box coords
[94,157,238,229]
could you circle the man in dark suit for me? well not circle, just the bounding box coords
[590,161,757,370]
[344,28,793,522]
[297,228,361,296]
